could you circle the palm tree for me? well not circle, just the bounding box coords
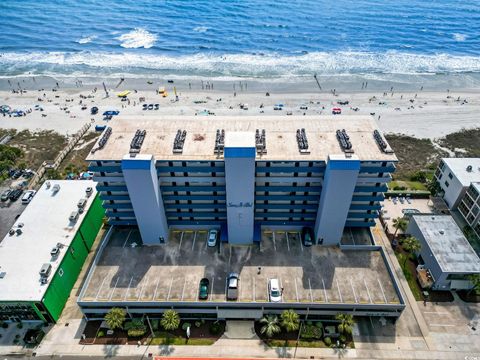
[335,313,354,335]
[161,309,180,331]
[280,309,300,332]
[259,315,281,338]
[105,307,126,330]
[468,274,480,295]
[402,236,421,267]
[392,217,408,238]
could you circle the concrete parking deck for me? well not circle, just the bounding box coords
[79,227,399,306]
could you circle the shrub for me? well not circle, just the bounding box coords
[151,319,159,331]
[315,321,323,328]
[161,310,180,331]
[324,337,332,346]
[17,323,23,329]
[182,322,192,331]
[128,328,146,337]
[300,324,322,340]
[209,322,221,335]
[97,330,105,338]
[339,334,346,343]
[306,320,313,326]
[15,334,20,339]
[2,322,8,329]
[195,321,201,328]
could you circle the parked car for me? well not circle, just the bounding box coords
[301,227,314,247]
[207,229,218,247]
[1,189,12,201]
[199,278,210,300]
[12,170,22,179]
[268,278,282,302]
[9,189,23,201]
[21,190,36,204]
[226,272,239,300]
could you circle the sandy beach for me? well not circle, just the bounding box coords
[0,76,479,139]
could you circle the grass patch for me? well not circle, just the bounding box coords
[389,180,427,191]
[57,131,99,176]
[395,252,423,301]
[8,129,67,170]
[437,128,480,157]
[149,332,215,346]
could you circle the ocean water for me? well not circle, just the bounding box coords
[0,0,480,79]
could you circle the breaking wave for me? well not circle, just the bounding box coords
[2,50,480,78]
[117,28,157,49]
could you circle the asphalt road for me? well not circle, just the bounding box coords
[0,184,27,241]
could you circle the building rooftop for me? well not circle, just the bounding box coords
[86,116,397,162]
[411,215,480,273]
[79,227,401,306]
[0,180,97,301]
[442,158,480,186]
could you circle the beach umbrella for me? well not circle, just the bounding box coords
[117,90,131,97]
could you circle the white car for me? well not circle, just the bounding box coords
[21,190,36,204]
[207,229,218,247]
[268,278,282,302]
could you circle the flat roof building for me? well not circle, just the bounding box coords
[0,181,104,323]
[435,158,480,209]
[87,116,396,247]
[407,215,480,291]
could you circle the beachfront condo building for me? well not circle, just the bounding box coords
[86,116,396,246]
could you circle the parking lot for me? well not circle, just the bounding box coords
[0,185,27,240]
[79,227,400,305]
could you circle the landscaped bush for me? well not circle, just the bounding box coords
[209,322,221,335]
[97,330,105,338]
[300,324,322,340]
[195,321,201,328]
[151,319,159,331]
[125,319,147,337]
[324,337,332,346]
[17,323,23,329]
[339,334,346,343]
[182,322,192,331]
[1,322,8,329]
[127,328,146,337]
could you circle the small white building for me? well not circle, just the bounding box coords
[407,215,480,291]
[434,158,480,209]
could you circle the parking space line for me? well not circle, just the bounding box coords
[285,232,290,251]
[429,324,456,327]
[139,276,148,300]
[109,277,119,301]
[349,228,355,245]
[122,229,133,248]
[336,279,343,303]
[294,278,299,302]
[191,231,197,251]
[124,276,133,301]
[364,278,372,303]
[210,276,214,301]
[178,231,184,250]
[322,278,328,302]
[153,277,160,300]
[273,232,276,251]
[299,232,304,252]
[253,277,256,302]
[308,278,313,302]
[424,312,449,315]
[181,277,186,301]
[167,277,173,300]
[95,276,107,300]
[350,278,358,303]
[377,278,387,303]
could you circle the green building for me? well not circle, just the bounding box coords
[0,180,103,323]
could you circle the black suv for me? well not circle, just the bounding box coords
[9,189,23,201]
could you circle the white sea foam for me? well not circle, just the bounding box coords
[77,35,97,44]
[453,33,467,42]
[117,28,157,48]
[2,51,480,77]
[193,26,208,33]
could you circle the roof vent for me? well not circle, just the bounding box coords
[0,272,6,279]
[214,129,225,155]
[439,229,445,235]
[45,181,51,189]
[466,165,473,172]
[52,184,61,194]
[173,129,187,154]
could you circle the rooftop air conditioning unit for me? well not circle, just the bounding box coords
[466,165,473,172]
[50,246,60,257]
[45,181,51,189]
[52,184,61,193]
[39,263,52,278]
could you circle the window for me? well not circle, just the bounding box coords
[445,181,449,187]
[58,268,64,277]
[448,172,453,180]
